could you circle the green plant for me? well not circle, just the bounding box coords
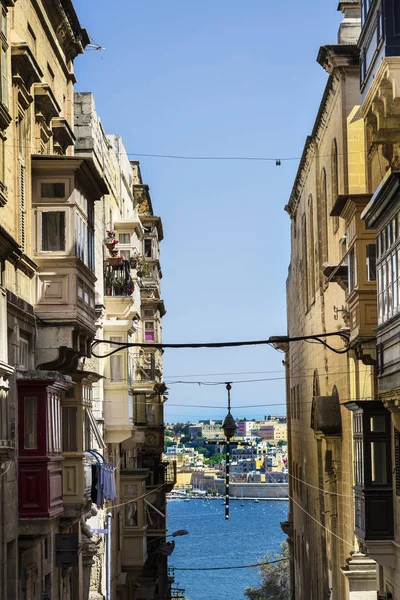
[137,258,152,277]
[104,270,114,289]
[244,542,289,600]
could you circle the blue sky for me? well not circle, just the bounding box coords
[74,1,342,422]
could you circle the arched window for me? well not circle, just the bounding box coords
[319,168,328,263]
[301,213,308,311]
[308,195,316,299]
[331,139,339,234]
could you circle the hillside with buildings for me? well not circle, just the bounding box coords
[163,418,288,498]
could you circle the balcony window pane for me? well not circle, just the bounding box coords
[119,234,130,244]
[124,502,138,527]
[370,441,387,484]
[110,355,123,381]
[366,244,376,281]
[62,406,77,452]
[41,182,65,198]
[370,416,386,433]
[393,253,398,313]
[144,239,152,257]
[24,397,37,449]
[42,212,65,251]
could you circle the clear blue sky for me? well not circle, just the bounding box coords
[74,1,342,422]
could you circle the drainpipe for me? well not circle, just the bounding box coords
[106,513,112,600]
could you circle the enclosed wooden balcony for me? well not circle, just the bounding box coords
[329,194,377,353]
[17,373,71,519]
[120,470,148,569]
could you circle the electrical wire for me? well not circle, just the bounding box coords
[286,473,354,499]
[110,482,166,510]
[276,482,354,550]
[91,330,350,358]
[173,557,289,571]
[9,140,384,163]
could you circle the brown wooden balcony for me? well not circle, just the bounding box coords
[17,373,71,519]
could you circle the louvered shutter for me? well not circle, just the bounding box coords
[395,428,400,496]
[19,161,25,251]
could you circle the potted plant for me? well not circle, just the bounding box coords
[114,274,125,296]
[125,277,135,295]
[108,255,123,265]
[104,271,114,296]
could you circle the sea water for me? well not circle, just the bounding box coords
[167,499,288,600]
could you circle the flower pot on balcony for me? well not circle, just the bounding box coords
[108,256,123,265]
[106,288,112,296]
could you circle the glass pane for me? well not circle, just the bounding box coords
[42,212,65,251]
[366,244,376,281]
[124,502,138,527]
[110,355,123,381]
[371,441,387,484]
[24,397,37,449]
[62,406,77,452]
[370,415,386,433]
[41,183,65,198]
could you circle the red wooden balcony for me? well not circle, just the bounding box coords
[18,374,70,519]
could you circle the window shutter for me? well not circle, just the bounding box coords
[19,161,25,251]
[395,429,400,496]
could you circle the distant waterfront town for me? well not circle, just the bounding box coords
[163,417,288,499]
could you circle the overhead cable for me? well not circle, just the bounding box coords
[173,557,288,571]
[91,330,350,358]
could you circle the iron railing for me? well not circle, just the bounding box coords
[104,260,134,297]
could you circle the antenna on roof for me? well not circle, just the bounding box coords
[86,37,105,52]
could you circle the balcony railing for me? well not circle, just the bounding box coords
[104,260,134,297]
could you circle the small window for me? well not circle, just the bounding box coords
[144,239,152,258]
[120,250,130,261]
[144,321,155,342]
[41,212,65,251]
[144,309,154,318]
[119,233,130,244]
[24,397,37,449]
[41,182,65,198]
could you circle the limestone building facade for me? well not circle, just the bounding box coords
[286,1,400,599]
[284,2,379,598]
[0,2,174,599]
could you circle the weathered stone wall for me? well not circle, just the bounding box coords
[285,9,376,598]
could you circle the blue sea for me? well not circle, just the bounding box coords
[167,499,288,600]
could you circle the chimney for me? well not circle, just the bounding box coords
[337,1,361,45]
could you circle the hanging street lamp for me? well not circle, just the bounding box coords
[222,383,236,520]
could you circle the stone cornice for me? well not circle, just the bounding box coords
[285,137,315,217]
[317,44,360,75]
[285,74,341,217]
